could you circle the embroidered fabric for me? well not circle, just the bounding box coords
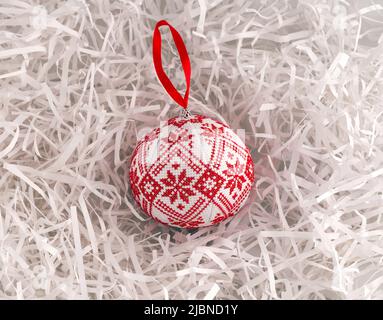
[129,115,255,228]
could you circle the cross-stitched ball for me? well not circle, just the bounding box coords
[129,114,255,228]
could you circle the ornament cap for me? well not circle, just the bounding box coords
[180,108,192,119]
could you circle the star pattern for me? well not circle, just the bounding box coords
[160,169,196,204]
[223,159,246,193]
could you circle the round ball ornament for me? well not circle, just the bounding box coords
[129,21,255,228]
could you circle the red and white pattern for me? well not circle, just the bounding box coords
[129,114,255,228]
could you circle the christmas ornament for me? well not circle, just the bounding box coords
[129,20,254,228]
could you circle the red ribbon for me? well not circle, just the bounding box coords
[152,20,191,109]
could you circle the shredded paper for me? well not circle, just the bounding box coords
[0,0,383,299]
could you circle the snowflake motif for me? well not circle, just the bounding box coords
[201,122,225,138]
[223,159,246,194]
[162,129,192,145]
[160,169,196,204]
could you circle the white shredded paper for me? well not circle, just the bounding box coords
[0,0,383,300]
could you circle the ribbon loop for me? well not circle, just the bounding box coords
[152,20,191,109]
